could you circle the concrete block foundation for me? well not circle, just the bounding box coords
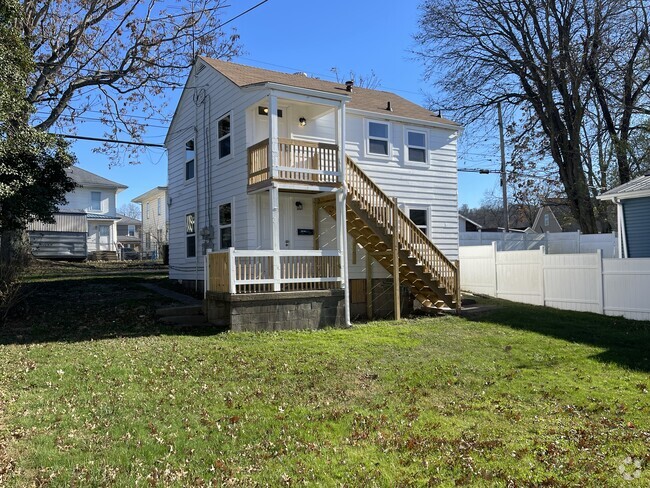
[204,289,346,332]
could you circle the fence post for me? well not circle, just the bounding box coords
[596,249,605,315]
[576,230,581,254]
[492,241,499,297]
[539,246,546,306]
[228,248,237,294]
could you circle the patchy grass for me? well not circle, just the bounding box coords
[1,266,649,486]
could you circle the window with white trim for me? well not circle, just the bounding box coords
[127,225,135,237]
[409,208,428,236]
[145,232,151,250]
[406,129,427,164]
[368,121,389,156]
[90,191,101,211]
[218,114,231,159]
[218,203,232,249]
[157,197,161,216]
[186,213,196,258]
[185,140,195,180]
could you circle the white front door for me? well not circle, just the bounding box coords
[279,196,293,249]
[98,225,111,251]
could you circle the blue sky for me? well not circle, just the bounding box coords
[64,0,501,210]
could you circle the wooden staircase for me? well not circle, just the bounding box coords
[319,156,460,312]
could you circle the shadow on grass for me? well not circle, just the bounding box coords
[1,275,226,346]
[468,299,650,373]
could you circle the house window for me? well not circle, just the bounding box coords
[157,197,161,216]
[127,225,135,237]
[409,208,428,236]
[218,114,231,159]
[544,214,550,227]
[406,129,427,163]
[186,213,196,258]
[185,140,195,180]
[219,203,232,249]
[90,191,101,211]
[146,202,150,219]
[368,121,389,156]
[145,232,151,250]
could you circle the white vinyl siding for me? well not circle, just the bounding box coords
[346,113,459,260]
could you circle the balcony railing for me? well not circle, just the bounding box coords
[205,249,342,295]
[248,138,340,187]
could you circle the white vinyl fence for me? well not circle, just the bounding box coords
[460,243,650,321]
[459,231,618,257]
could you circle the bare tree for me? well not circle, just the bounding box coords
[118,202,141,219]
[330,67,381,90]
[21,0,242,159]
[417,0,650,233]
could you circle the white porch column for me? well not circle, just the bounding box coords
[268,93,282,291]
[268,93,279,179]
[336,100,350,326]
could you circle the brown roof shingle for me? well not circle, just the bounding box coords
[199,57,460,127]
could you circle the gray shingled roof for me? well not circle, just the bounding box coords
[67,166,127,190]
[117,214,142,225]
[598,172,650,200]
[199,57,460,128]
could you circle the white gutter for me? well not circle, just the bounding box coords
[346,108,463,132]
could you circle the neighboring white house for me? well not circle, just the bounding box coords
[132,186,168,257]
[165,57,462,329]
[598,171,650,258]
[28,166,127,260]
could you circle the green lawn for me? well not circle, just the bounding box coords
[1,262,649,486]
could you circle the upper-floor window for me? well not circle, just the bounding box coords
[90,191,101,211]
[544,214,550,227]
[406,129,427,164]
[127,225,135,237]
[185,140,195,180]
[368,121,389,156]
[157,197,161,216]
[186,212,196,258]
[219,202,232,249]
[218,114,231,159]
[146,202,150,219]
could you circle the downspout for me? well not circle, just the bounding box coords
[615,197,628,258]
[340,100,351,327]
[193,90,202,291]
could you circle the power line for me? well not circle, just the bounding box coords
[55,134,165,148]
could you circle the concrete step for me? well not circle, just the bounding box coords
[156,305,203,317]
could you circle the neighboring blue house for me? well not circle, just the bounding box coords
[598,171,650,258]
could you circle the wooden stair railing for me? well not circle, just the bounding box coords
[342,156,460,310]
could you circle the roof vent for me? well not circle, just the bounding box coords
[196,63,206,74]
[386,101,393,112]
[345,80,354,92]
[293,72,308,77]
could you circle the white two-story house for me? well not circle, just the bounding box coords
[132,186,169,257]
[166,58,462,330]
[28,166,127,260]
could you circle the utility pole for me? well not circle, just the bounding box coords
[497,102,509,232]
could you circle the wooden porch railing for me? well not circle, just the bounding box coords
[247,138,340,187]
[345,156,459,300]
[206,249,342,294]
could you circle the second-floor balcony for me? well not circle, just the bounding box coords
[248,138,341,190]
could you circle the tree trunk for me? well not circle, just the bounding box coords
[0,228,30,268]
